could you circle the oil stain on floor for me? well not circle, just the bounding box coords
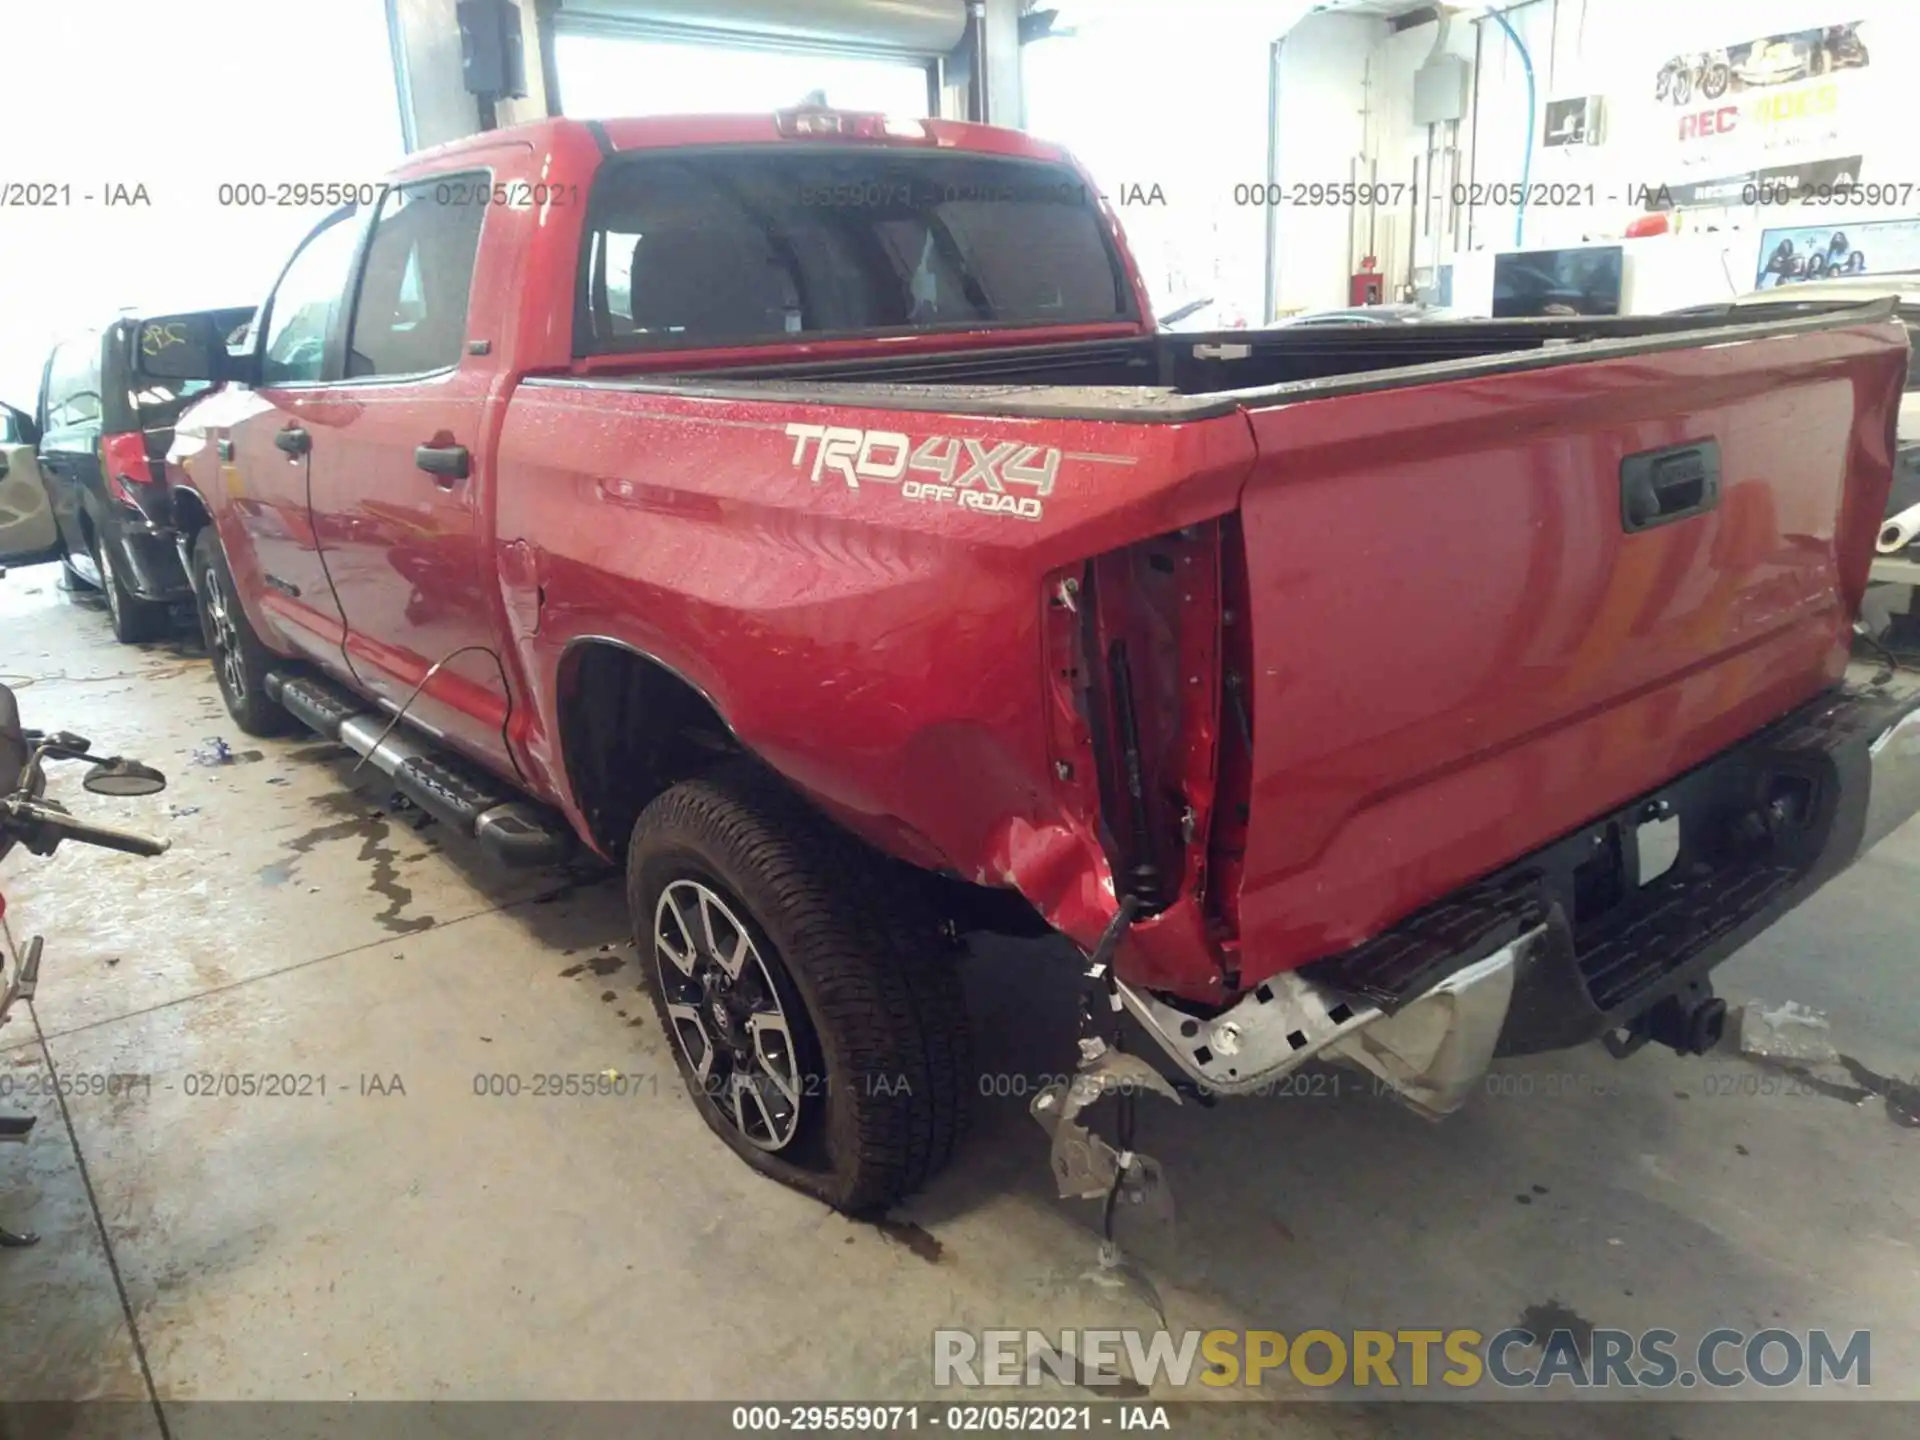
[253,794,435,935]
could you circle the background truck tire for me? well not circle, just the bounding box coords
[93,535,170,644]
[192,528,295,737]
[628,761,972,1214]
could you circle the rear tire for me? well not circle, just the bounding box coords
[192,527,295,737]
[92,536,169,644]
[628,761,972,1214]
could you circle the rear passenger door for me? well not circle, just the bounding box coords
[303,178,508,769]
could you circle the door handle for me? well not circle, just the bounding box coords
[415,443,470,483]
[0,454,8,480]
[217,439,234,462]
[274,427,310,458]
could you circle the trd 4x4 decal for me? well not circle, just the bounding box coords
[785,424,1062,521]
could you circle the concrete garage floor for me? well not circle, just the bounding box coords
[1,561,1917,1438]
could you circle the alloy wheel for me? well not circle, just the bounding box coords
[202,563,247,701]
[652,878,806,1151]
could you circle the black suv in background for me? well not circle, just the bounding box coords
[34,311,250,642]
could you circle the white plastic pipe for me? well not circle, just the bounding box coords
[1879,501,1920,554]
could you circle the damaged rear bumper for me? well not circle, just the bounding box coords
[1119,680,1920,1111]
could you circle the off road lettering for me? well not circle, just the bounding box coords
[787,424,1065,521]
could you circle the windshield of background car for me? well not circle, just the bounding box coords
[575,147,1135,353]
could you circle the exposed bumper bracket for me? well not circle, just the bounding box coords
[1117,966,1381,1097]
[1117,929,1537,1114]
[1117,680,1920,1108]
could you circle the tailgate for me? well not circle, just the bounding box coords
[1231,314,1907,982]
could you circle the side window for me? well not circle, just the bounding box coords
[346,180,486,378]
[42,338,103,431]
[261,208,365,386]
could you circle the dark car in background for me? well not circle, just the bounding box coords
[34,310,251,641]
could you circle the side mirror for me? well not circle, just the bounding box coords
[83,758,168,797]
[130,306,258,385]
[132,312,225,383]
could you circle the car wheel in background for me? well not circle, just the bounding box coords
[58,551,95,592]
[92,535,169,644]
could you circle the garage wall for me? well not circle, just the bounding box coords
[1270,12,1389,316]
[1352,0,1920,311]
[391,0,551,150]
[1025,1,1320,324]
[0,0,403,403]
[393,0,985,148]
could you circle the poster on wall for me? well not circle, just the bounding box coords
[1654,24,1870,109]
[1644,21,1874,182]
[1650,154,1861,211]
[1754,215,1920,289]
[1543,97,1600,147]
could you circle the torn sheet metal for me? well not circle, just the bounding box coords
[1327,941,1524,1119]
[1029,1048,1179,1224]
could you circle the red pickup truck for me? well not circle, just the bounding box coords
[123,110,1920,1214]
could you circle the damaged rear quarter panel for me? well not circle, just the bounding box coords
[494,384,1257,991]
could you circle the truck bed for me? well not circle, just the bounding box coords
[551,301,1899,421]
[503,298,1908,1000]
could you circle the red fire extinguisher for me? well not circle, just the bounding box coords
[1349,255,1384,306]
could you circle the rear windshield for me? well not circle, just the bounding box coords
[576,147,1134,354]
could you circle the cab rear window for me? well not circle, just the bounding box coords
[575,147,1133,353]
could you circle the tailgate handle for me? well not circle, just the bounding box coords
[1621,441,1720,532]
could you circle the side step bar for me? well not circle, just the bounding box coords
[264,671,573,869]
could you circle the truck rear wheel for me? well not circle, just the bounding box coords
[192,528,295,737]
[627,762,972,1214]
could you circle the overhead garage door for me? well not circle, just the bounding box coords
[553,0,963,119]
[554,0,965,58]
